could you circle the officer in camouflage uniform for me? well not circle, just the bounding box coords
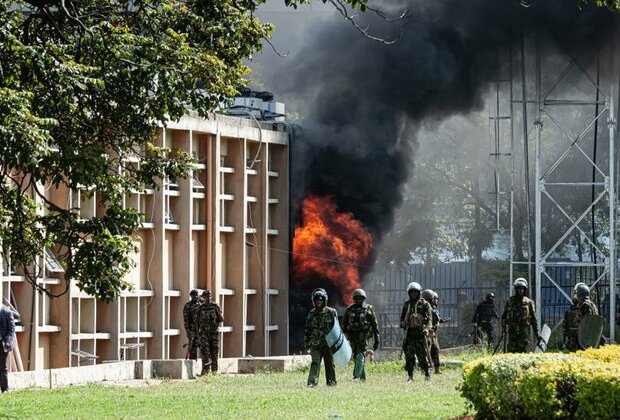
[500,278,540,353]
[472,292,499,350]
[400,282,433,382]
[183,289,201,360]
[196,290,223,374]
[563,282,599,352]
[343,288,379,381]
[304,288,339,387]
[424,290,450,374]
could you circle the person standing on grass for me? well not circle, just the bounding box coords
[196,290,223,374]
[400,282,433,382]
[563,282,598,352]
[424,290,450,374]
[183,289,201,360]
[304,288,339,387]
[343,288,380,381]
[472,292,499,351]
[0,305,16,393]
[501,278,540,353]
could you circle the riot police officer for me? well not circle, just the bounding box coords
[304,288,339,387]
[196,290,223,374]
[183,289,200,359]
[500,278,540,353]
[473,292,499,350]
[343,288,379,381]
[400,282,433,382]
[563,282,598,352]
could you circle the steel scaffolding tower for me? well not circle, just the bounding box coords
[521,34,618,342]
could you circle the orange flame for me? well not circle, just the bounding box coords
[293,194,373,305]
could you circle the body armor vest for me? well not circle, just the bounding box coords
[506,297,532,327]
[347,305,370,332]
[199,303,220,329]
[478,302,496,322]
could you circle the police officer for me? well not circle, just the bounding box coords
[472,292,499,350]
[196,290,223,374]
[563,282,599,352]
[400,282,433,382]
[424,290,450,374]
[500,278,540,353]
[183,289,201,360]
[304,288,339,387]
[343,288,379,381]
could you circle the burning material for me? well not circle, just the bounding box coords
[293,194,372,305]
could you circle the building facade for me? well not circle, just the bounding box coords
[0,113,290,370]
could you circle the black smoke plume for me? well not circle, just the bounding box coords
[257,0,618,350]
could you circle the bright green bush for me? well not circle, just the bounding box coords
[460,346,620,419]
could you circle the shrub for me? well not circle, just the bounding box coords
[460,346,620,419]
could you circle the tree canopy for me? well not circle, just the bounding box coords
[0,0,368,301]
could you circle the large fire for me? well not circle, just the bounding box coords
[293,194,373,305]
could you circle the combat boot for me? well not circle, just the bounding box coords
[434,366,441,374]
[424,369,431,381]
[407,370,413,383]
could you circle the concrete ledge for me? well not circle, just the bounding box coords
[7,356,311,389]
[9,361,137,389]
[151,359,199,380]
[237,355,310,374]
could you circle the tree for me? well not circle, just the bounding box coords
[0,0,368,301]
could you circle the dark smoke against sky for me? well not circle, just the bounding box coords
[255,0,615,242]
[251,0,618,349]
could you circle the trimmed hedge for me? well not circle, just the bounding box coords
[460,345,620,419]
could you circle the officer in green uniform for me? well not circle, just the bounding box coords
[563,282,598,352]
[304,288,339,387]
[500,278,540,353]
[183,289,201,360]
[196,290,223,374]
[423,290,450,374]
[343,288,379,381]
[400,282,433,382]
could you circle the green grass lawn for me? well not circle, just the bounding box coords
[0,360,472,419]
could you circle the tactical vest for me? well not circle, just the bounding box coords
[199,303,220,329]
[565,305,581,331]
[477,302,496,322]
[506,297,532,328]
[407,299,427,329]
[347,305,370,332]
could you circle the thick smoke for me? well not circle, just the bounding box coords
[268,0,614,243]
[255,0,618,348]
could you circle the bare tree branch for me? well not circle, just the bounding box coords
[263,36,289,57]
[329,0,403,45]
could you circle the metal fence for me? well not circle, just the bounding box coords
[365,261,617,350]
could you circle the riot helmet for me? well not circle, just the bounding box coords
[421,289,435,302]
[407,282,422,293]
[352,289,367,300]
[485,292,495,301]
[513,278,528,289]
[312,288,328,304]
[574,282,590,300]
[189,289,199,297]
[202,290,211,298]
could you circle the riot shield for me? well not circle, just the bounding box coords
[325,319,352,369]
[534,324,551,353]
[578,314,605,349]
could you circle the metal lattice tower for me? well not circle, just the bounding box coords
[520,33,618,342]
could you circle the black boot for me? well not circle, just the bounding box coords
[425,369,431,381]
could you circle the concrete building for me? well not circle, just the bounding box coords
[0,112,290,370]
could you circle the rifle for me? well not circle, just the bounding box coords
[492,331,506,355]
[398,322,409,359]
[472,325,482,345]
[423,330,434,369]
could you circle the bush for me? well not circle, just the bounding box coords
[460,346,620,419]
